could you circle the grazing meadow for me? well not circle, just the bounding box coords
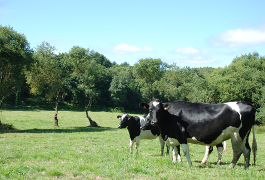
[0,110,265,179]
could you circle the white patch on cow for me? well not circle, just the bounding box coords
[140,129,159,140]
[138,116,146,127]
[186,125,242,146]
[153,101,160,107]
[121,113,128,120]
[192,137,198,141]
[225,102,242,120]
[188,137,200,144]
[201,146,210,164]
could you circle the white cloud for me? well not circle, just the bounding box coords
[111,43,154,54]
[188,56,216,64]
[175,56,216,64]
[212,28,265,47]
[174,47,200,55]
[54,52,62,55]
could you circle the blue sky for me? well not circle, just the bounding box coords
[1,0,265,68]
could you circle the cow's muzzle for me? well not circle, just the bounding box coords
[140,126,146,131]
[151,120,158,125]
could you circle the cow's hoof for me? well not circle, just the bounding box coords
[229,163,235,168]
[217,161,221,166]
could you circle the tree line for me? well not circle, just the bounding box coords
[1,26,265,125]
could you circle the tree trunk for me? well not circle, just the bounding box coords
[85,97,98,127]
[54,92,59,127]
[54,111,59,127]
[86,110,98,127]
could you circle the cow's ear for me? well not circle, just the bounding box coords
[117,115,121,119]
[139,102,149,109]
[127,116,131,120]
[163,104,170,110]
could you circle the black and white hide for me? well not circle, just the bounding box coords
[140,99,257,168]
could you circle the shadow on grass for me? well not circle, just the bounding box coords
[0,126,117,134]
[194,160,258,168]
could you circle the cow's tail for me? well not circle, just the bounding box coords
[252,125,257,165]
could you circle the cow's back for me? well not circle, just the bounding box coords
[164,101,254,145]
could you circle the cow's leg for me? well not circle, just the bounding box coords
[135,137,140,154]
[201,146,212,165]
[166,144,170,155]
[172,146,177,163]
[242,135,251,168]
[130,139,134,154]
[202,144,223,165]
[216,143,224,165]
[181,144,192,166]
[158,135,165,155]
[172,146,181,162]
[176,145,182,162]
[229,134,243,168]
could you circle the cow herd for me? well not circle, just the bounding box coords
[117,99,257,169]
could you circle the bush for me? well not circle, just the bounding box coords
[110,107,125,113]
[256,107,265,125]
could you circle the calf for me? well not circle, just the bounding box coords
[117,113,180,159]
[140,99,257,168]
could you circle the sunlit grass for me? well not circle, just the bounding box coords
[0,110,264,179]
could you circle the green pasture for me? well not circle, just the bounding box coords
[0,110,264,179]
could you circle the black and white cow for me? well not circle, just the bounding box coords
[141,101,227,165]
[140,99,257,168]
[117,113,181,160]
[141,116,227,165]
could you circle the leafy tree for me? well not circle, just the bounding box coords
[182,67,215,103]
[67,46,101,127]
[93,68,112,108]
[158,64,186,101]
[90,51,113,68]
[0,26,33,107]
[133,58,168,100]
[208,52,265,124]
[25,42,66,126]
[159,65,215,103]
[109,65,141,109]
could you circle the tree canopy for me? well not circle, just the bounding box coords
[0,26,33,106]
[2,26,265,125]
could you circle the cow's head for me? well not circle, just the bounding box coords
[140,114,152,130]
[117,113,131,128]
[140,99,170,125]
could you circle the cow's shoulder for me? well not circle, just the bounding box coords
[127,116,141,140]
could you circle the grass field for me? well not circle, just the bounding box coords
[0,110,265,179]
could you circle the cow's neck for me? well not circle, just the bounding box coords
[158,110,175,139]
